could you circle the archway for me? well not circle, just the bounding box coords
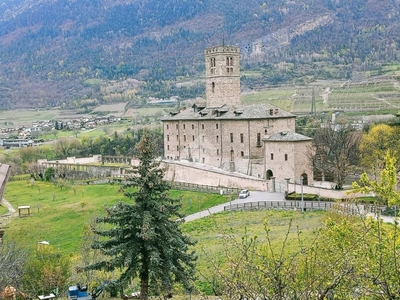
[301,173,308,185]
[266,169,273,180]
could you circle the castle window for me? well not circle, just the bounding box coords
[167,135,170,141]
[192,135,195,141]
[176,123,179,129]
[216,123,219,129]
[241,151,244,157]
[202,136,205,142]
[192,124,194,129]
[183,124,186,129]
[257,133,261,147]
[226,57,233,74]
[202,157,205,163]
[285,154,288,161]
[271,153,274,160]
[203,148,205,153]
[216,135,219,143]
[210,57,216,74]
[177,135,179,141]
[184,135,186,142]
[212,82,215,93]
[202,124,204,130]
[217,149,219,155]
[177,146,179,151]
[166,124,169,130]
[240,133,244,143]
[230,133,233,143]
[167,145,170,150]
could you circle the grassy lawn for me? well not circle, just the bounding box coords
[2,181,232,254]
[2,180,326,296]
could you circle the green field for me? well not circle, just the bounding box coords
[1,180,325,296]
[2,181,235,254]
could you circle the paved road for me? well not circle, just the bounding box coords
[184,191,285,222]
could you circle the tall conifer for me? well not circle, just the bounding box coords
[87,133,196,299]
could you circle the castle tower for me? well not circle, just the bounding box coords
[204,45,241,107]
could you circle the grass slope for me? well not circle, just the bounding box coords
[2,180,232,254]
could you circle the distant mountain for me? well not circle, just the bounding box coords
[0,0,399,109]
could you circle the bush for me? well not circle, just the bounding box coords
[44,167,55,182]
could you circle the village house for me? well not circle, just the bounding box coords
[162,45,313,185]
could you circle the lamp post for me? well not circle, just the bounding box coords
[301,176,304,213]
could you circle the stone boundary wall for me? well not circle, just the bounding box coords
[161,160,268,191]
[161,160,358,200]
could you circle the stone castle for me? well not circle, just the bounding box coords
[162,45,313,186]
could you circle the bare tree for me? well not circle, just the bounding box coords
[309,124,361,189]
[0,242,28,290]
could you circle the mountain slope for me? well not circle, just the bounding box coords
[0,0,399,109]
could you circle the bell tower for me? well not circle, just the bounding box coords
[204,45,241,107]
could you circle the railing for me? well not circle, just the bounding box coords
[224,201,335,211]
[169,181,239,195]
[224,201,390,215]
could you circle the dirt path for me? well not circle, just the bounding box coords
[1,198,16,214]
[0,198,17,226]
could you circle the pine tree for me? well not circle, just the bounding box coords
[86,133,197,299]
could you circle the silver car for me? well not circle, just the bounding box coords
[239,189,250,199]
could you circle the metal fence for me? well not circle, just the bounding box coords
[169,181,240,195]
[224,201,335,211]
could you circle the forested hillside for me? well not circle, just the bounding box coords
[0,0,399,109]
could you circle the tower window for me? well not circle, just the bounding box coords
[202,124,205,130]
[183,124,186,129]
[210,57,216,74]
[212,82,215,93]
[285,154,288,161]
[216,135,219,143]
[166,124,169,130]
[230,133,234,143]
[257,133,261,147]
[216,123,219,129]
[176,124,179,129]
[192,124,194,129]
[167,145,170,150]
[241,151,244,157]
[176,135,179,141]
[183,135,186,142]
[226,57,233,74]
[240,133,244,143]
[217,149,219,155]
[192,135,195,141]
[271,153,274,160]
[167,135,170,141]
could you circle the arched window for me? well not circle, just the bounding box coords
[266,170,273,180]
[301,174,308,185]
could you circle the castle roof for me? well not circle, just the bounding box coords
[162,103,296,121]
[266,131,312,142]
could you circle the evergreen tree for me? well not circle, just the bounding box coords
[86,133,197,299]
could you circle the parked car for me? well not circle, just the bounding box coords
[238,189,250,199]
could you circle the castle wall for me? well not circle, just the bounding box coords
[265,140,313,185]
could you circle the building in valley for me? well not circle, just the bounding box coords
[162,45,313,185]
